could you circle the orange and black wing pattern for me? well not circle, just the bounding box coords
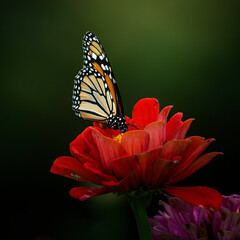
[72,67,117,121]
[82,32,124,116]
[72,31,124,123]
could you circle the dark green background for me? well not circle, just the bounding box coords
[1,1,239,239]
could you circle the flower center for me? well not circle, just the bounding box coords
[114,133,124,143]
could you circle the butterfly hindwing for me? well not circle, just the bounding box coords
[72,67,117,122]
[82,31,124,115]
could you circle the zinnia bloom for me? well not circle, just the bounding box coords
[51,98,222,209]
[150,194,240,240]
[150,196,211,240]
[212,194,240,239]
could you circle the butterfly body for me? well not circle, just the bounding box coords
[72,32,128,133]
[107,113,127,132]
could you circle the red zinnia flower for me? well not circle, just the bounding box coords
[51,98,222,210]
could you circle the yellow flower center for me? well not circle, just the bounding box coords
[114,133,124,143]
[237,209,239,213]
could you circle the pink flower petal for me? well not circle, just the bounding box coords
[121,130,150,155]
[163,186,223,211]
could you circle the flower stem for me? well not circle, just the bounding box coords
[126,192,152,240]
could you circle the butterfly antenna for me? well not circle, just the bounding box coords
[127,123,146,130]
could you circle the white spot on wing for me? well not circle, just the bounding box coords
[92,52,97,60]
[101,64,106,70]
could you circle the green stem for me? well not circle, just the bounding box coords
[126,192,152,240]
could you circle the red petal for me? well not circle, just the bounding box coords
[70,134,84,157]
[180,137,215,172]
[163,186,223,211]
[94,122,120,138]
[93,122,100,128]
[112,155,141,188]
[81,127,101,160]
[83,162,120,186]
[91,128,126,174]
[125,116,131,123]
[132,98,159,127]
[172,118,194,140]
[166,113,183,140]
[157,105,173,123]
[50,156,103,184]
[70,133,96,161]
[137,149,159,186]
[121,130,150,155]
[151,159,175,187]
[137,148,172,187]
[70,187,113,201]
[70,136,97,164]
[169,152,222,184]
[144,121,166,149]
[159,139,191,160]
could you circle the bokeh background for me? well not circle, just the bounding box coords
[1,0,240,239]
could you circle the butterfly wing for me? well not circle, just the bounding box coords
[72,67,117,122]
[82,31,124,116]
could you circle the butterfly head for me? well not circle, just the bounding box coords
[107,113,128,133]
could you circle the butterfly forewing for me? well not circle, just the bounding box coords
[83,32,111,76]
[82,31,124,115]
[72,31,128,132]
[72,68,116,122]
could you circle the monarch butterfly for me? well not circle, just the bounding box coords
[72,31,128,133]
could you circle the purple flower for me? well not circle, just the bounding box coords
[212,195,240,239]
[150,194,240,240]
[150,196,211,240]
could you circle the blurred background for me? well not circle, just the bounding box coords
[1,0,240,239]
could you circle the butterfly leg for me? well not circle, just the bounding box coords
[117,122,123,135]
